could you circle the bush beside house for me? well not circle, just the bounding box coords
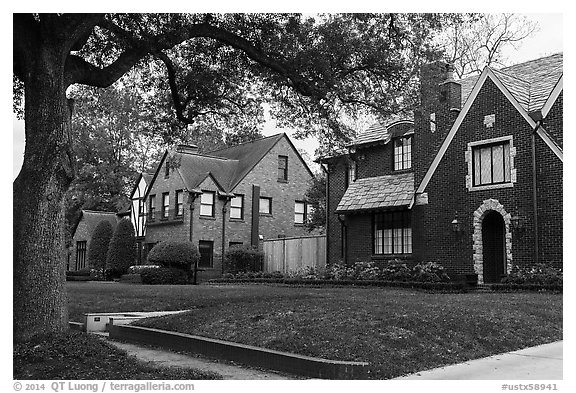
[147,241,200,270]
[223,246,264,274]
[105,219,137,279]
[87,220,114,276]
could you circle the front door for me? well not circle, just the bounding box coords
[482,211,505,283]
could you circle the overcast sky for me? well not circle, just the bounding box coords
[11,13,564,180]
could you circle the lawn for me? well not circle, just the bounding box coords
[67,282,562,379]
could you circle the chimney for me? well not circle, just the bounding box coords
[176,144,199,154]
[438,63,461,111]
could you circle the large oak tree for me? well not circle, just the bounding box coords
[13,13,443,341]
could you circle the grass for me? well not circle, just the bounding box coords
[14,330,221,380]
[67,282,562,379]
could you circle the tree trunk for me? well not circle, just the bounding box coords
[13,49,74,342]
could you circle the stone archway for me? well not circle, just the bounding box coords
[472,199,513,284]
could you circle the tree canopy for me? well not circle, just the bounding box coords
[13,13,449,341]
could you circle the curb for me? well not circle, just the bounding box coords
[109,324,369,379]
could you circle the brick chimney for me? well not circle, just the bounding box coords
[176,144,199,154]
[438,63,461,111]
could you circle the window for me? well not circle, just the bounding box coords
[373,211,412,255]
[230,195,244,220]
[162,193,169,219]
[278,155,288,181]
[200,191,215,217]
[175,190,184,217]
[259,197,272,214]
[346,161,356,187]
[472,141,511,186]
[394,136,412,170]
[165,161,170,178]
[229,241,243,248]
[138,199,145,216]
[198,240,214,268]
[75,241,87,270]
[149,195,156,221]
[295,201,306,224]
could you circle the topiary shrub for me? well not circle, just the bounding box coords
[87,220,114,275]
[140,267,188,285]
[223,246,264,274]
[105,219,137,279]
[147,241,200,271]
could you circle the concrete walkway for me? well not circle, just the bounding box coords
[396,341,563,380]
[101,336,297,380]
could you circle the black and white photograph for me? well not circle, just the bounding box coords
[11,5,565,390]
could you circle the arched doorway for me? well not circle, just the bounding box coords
[482,211,506,283]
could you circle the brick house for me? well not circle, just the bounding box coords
[142,133,314,280]
[69,210,120,271]
[322,53,563,284]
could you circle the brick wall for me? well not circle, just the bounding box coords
[543,92,563,148]
[413,76,543,281]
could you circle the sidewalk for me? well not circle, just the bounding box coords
[395,341,563,380]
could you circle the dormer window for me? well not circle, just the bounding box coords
[394,136,412,170]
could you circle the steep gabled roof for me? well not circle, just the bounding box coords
[145,133,312,196]
[417,53,563,194]
[72,210,119,239]
[176,153,238,192]
[459,53,563,113]
[208,133,285,189]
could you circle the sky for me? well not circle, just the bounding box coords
[11,13,564,180]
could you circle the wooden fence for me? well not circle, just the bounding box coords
[262,235,326,273]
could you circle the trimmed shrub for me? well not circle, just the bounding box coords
[501,263,562,286]
[147,241,200,270]
[87,220,114,274]
[224,246,264,273]
[105,219,137,279]
[140,267,188,285]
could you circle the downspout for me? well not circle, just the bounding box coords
[531,122,540,264]
[221,196,231,275]
[188,191,199,284]
[337,213,347,265]
[320,163,329,268]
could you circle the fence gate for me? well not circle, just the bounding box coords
[262,235,326,273]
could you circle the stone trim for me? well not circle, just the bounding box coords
[465,135,517,191]
[472,199,512,284]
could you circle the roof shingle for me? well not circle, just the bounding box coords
[336,172,414,213]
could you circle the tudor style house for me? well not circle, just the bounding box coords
[322,53,563,284]
[140,133,314,280]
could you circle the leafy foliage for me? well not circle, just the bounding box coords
[304,174,326,232]
[105,219,137,278]
[224,245,264,273]
[147,241,200,269]
[501,264,562,286]
[87,220,114,273]
[140,267,189,285]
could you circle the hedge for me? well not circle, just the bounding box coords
[209,278,468,292]
[223,246,264,273]
[140,267,189,285]
[87,220,114,273]
[147,241,200,269]
[105,219,137,279]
